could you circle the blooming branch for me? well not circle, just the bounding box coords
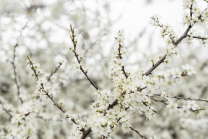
[69,24,99,90]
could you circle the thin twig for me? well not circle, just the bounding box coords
[153,94,208,103]
[144,54,167,76]
[70,25,99,90]
[11,43,23,104]
[11,22,28,104]
[2,107,12,119]
[130,127,148,139]
[27,57,77,125]
[47,62,62,81]
[187,35,208,40]
[149,95,203,113]
[118,44,128,78]
[170,96,208,102]
[149,96,168,105]
[190,3,193,19]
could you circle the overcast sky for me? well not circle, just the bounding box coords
[111,0,182,38]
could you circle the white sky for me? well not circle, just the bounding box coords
[111,0,182,39]
[1,0,207,61]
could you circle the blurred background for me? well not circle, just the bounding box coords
[0,0,208,139]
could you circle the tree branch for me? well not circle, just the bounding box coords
[27,57,77,125]
[47,62,62,81]
[70,25,99,90]
[129,127,148,139]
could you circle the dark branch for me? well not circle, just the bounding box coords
[153,93,208,103]
[11,22,28,104]
[11,43,23,104]
[144,54,167,76]
[70,25,99,90]
[2,107,12,119]
[81,128,92,139]
[47,62,62,81]
[130,127,148,139]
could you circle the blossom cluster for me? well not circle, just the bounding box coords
[78,27,200,138]
[182,0,208,25]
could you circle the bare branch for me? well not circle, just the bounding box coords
[153,94,208,103]
[47,62,62,81]
[187,35,208,40]
[11,22,28,104]
[130,127,148,139]
[144,54,167,76]
[11,43,23,104]
[2,106,12,119]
